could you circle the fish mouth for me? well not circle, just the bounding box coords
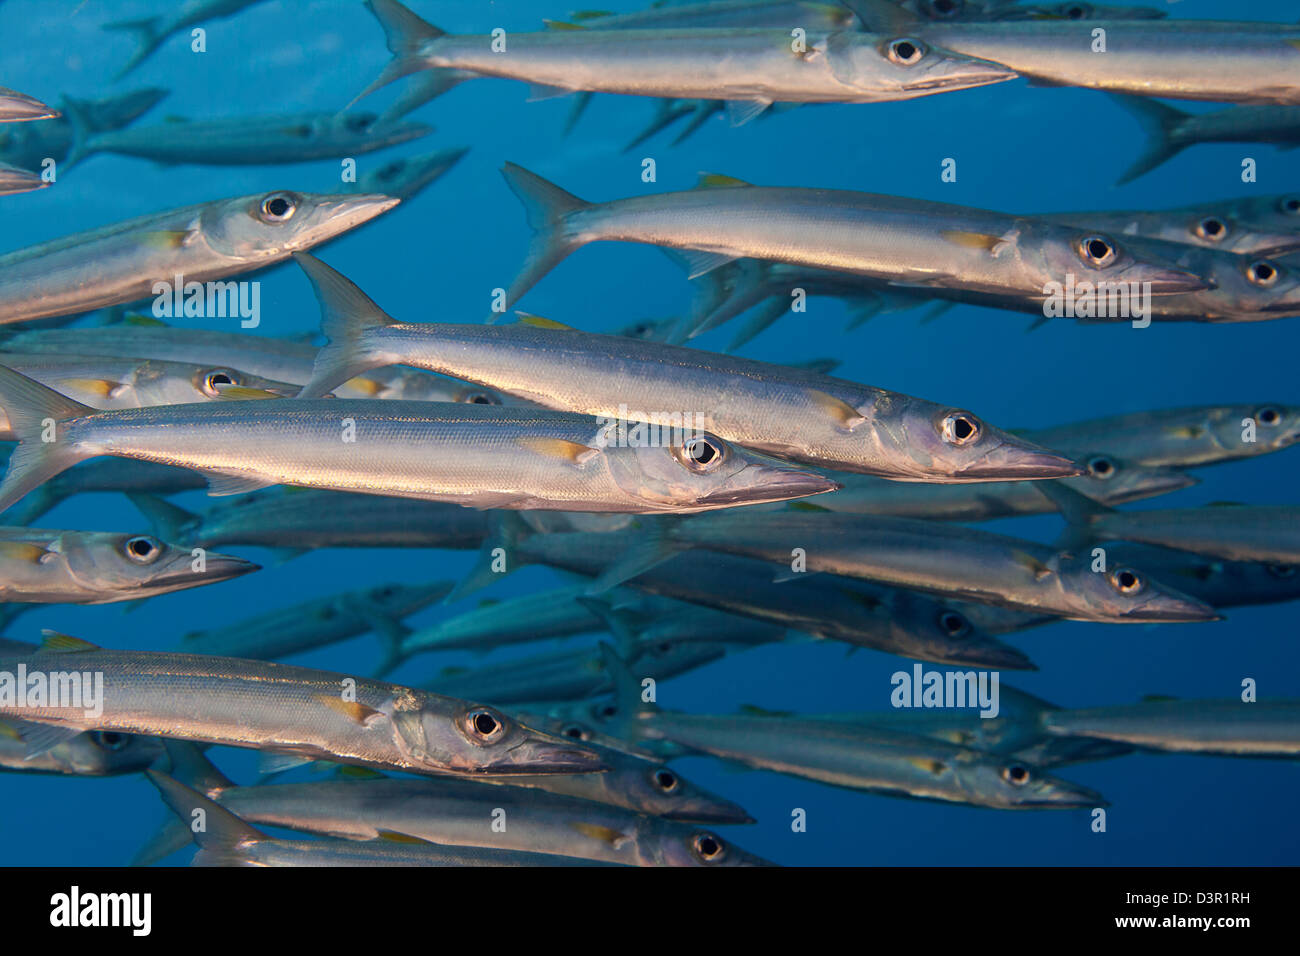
[1143,266,1215,295]
[1114,471,1200,501]
[663,800,756,826]
[1126,596,1222,623]
[959,445,1082,481]
[912,60,1019,91]
[943,642,1037,671]
[299,193,401,244]
[1038,783,1109,809]
[489,734,610,775]
[0,91,58,122]
[696,470,841,508]
[156,553,261,588]
[0,164,47,196]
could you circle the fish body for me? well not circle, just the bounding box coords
[1085,504,1300,565]
[1042,698,1300,756]
[0,718,162,775]
[0,191,398,324]
[0,163,45,196]
[0,87,57,123]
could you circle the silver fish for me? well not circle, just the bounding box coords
[0,190,398,324]
[0,87,57,123]
[358,0,1016,124]
[0,163,45,197]
[146,770,609,866]
[351,145,469,202]
[0,367,840,515]
[296,252,1080,482]
[105,0,270,79]
[0,718,163,776]
[0,634,606,777]
[494,165,1208,314]
[1101,542,1300,610]
[0,526,256,604]
[1042,697,1300,757]
[0,88,168,170]
[179,580,453,661]
[0,456,207,527]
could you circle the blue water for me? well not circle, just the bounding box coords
[0,0,1297,866]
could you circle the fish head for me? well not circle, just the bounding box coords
[884,588,1036,669]
[840,34,1018,95]
[598,753,756,823]
[1011,2,1168,19]
[361,579,453,617]
[188,364,302,400]
[1044,229,1212,297]
[1057,553,1221,623]
[656,828,775,867]
[1060,453,1198,505]
[1171,208,1300,258]
[610,433,840,511]
[61,731,166,776]
[1228,193,1300,249]
[962,756,1106,808]
[62,532,259,596]
[396,700,608,775]
[329,111,432,149]
[894,401,1081,481]
[358,146,469,200]
[200,190,400,261]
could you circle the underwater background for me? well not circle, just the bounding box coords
[0,0,1296,866]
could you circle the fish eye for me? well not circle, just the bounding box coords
[926,0,962,18]
[1194,216,1228,241]
[560,723,590,740]
[1279,197,1300,216]
[1246,260,1280,287]
[200,368,239,397]
[940,412,981,446]
[464,707,506,742]
[123,535,161,565]
[674,436,726,473]
[887,38,926,65]
[1267,564,1296,578]
[1078,235,1117,268]
[91,731,129,752]
[1085,455,1116,479]
[462,391,499,405]
[258,191,298,223]
[938,611,970,638]
[1255,406,1283,427]
[1061,3,1090,18]
[651,767,680,793]
[1109,567,1144,595]
[1001,764,1031,786]
[692,832,726,863]
[346,115,372,131]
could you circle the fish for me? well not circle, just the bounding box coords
[356,0,1017,125]
[0,191,399,324]
[0,323,484,403]
[350,145,469,202]
[0,367,840,515]
[0,526,257,604]
[603,509,1222,623]
[0,352,301,441]
[129,488,489,558]
[0,457,208,528]
[814,452,1197,519]
[600,646,1103,808]
[0,633,607,778]
[475,515,1039,668]
[295,253,1081,482]
[0,163,44,197]
[493,164,1209,314]
[144,770,610,866]
[1018,403,1300,469]
[0,87,57,123]
[0,715,163,776]
[1113,96,1300,184]
[179,580,454,661]
[0,88,168,170]
[855,1,1300,105]
[1101,542,1300,610]
[63,108,432,170]
[134,742,768,867]
[105,0,270,79]
[1046,484,1300,566]
[1041,697,1300,757]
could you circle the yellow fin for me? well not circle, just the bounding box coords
[1164,424,1205,439]
[571,822,626,846]
[1012,549,1051,579]
[214,385,282,401]
[0,719,21,741]
[39,631,101,653]
[515,311,574,331]
[806,389,866,429]
[906,757,948,775]
[738,704,794,717]
[517,436,601,465]
[788,501,832,513]
[343,376,384,396]
[123,313,167,327]
[376,829,435,844]
[315,694,384,726]
[542,18,587,29]
[141,230,190,251]
[696,172,753,189]
[941,230,1005,253]
[337,765,386,780]
[0,541,50,563]
[56,378,121,398]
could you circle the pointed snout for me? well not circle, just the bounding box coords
[0,88,59,123]
[698,467,842,509]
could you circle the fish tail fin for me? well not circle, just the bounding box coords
[77,87,170,133]
[144,769,262,866]
[575,595,643,658]
[445,511,532,603]
[669,100,720,146]
[1035,480,1110,551]
[126,492,197,543]
[60,95,99,171]
[293,252,397,398]
[0,367,93,514]
[1111,94,1190,185]
[561,91,594,137]
[494,162,590,320]
[375,70,465,125]
[620,99,693,154]
[352,0,447,106]
[725,296,789,351]
[596,641,656,740]
[161,739,235,792]
[0,478,61,527]
[582,521,685,596]
[103,17,164,79]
